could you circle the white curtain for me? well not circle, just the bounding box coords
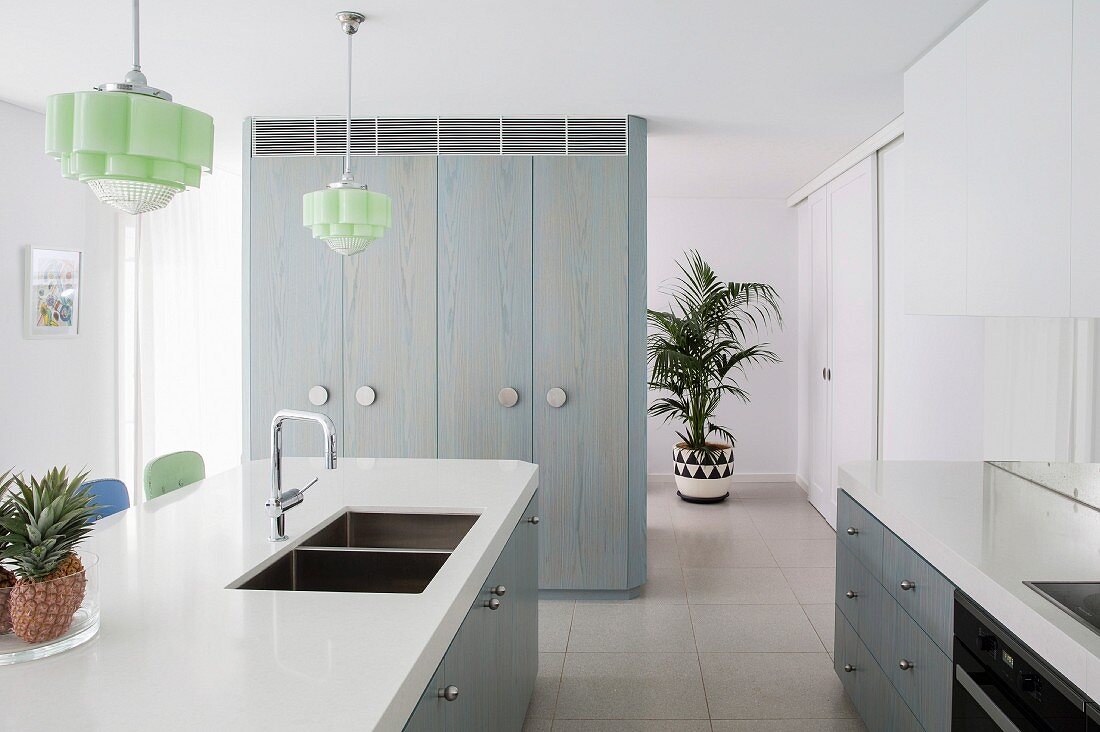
[119,171,241,502]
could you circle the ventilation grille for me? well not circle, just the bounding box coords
[251,116,629,157]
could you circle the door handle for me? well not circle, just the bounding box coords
[956,665,1022,731]
[546,387,567,408]
[498,387,519,408]
[355,385,376,406]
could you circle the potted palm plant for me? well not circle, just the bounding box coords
[648,250,782,503]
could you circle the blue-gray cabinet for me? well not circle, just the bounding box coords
[834,490,953,731]
[404,495,539,731]
[243,117,647,594]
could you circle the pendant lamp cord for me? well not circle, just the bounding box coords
[344,32,353,179]
[132,0,141,73]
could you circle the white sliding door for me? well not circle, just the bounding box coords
[807,188,831,516]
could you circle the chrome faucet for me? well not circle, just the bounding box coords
[268,409,338,542]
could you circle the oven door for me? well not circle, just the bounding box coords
[953,639,1081,731]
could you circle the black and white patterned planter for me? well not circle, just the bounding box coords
[673,443,734,503]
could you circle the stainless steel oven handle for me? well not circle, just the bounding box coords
[956,664,1023,732]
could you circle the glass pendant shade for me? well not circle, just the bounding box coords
[302,186,392,256]
[45,91,213,215]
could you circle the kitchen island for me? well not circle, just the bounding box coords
[838,460,1100,723]
[0,458,539,731]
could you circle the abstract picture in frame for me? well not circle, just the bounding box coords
[25,246,82,338]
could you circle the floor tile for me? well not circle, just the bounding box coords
[554,721,713,731]
[670,499,758,533]
[780,567,836,604]
[683,567,798,605]
[802,604,835,654]
[746,503,835,540]
[539,601,575,652]
[700,652,858,720]
[731,482,807,500]
[647,534,681,569]
[712,720,866,731]
[628,566,687,605]
[525,652,564,720]
[569,604,696,652]
[690,604,825,652]
[677,533,776,568]
[765,538,837,568]
[522,719,553,732]
[556,652,709,719]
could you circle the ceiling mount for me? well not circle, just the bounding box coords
[336,11,365,35]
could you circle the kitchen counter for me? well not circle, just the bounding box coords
[840,461,1100,699]
[0,458,538,731]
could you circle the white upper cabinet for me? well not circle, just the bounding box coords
[904,0,1095,317]
[904,26,967,315]
[1072,0,1100,315]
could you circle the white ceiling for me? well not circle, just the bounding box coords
[1,0,981,198]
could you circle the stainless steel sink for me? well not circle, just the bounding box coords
[234,548,450,593]
[300,511,480,551]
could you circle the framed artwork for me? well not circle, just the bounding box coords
[25,247,82,338]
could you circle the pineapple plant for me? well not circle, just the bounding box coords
[0,467,97,643]
[0,470,17,634]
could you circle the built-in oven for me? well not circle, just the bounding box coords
[953,592,1087,730]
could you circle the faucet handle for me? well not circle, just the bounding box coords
[300,477,319,494]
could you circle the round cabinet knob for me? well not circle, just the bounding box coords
[546,387,567,408]
[438,685,459,701]
[308,385,329,406]
[498,387,519,408]
[484,598,501,610]
[900,580,916,591]
[845,590,858,599]
[843,664,856,673]
[846,527,858,536]
[355,385,377,407]
[898,659,914,671]
[491,585,507,597]
[527,516,540,525]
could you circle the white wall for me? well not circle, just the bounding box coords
[647,197,798,477]
[0,100,117,478]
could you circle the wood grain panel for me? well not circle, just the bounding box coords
[343,156,438,458]
[402,660,444,731]
[248,156,344,458]
[437,157,533,460]
[884,529,954,655]
[891,605,952,731]
[443,600,492,730]
[626,116,648,590]
[534,156,629,590]
[510,495,539,726]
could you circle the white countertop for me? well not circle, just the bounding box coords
[839,461,1100,700]
[0,458,538,731]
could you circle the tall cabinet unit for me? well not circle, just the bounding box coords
[244,116,647,595]
[801,156,879,528]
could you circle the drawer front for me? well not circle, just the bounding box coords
[884,530,954,654]
[838,491,885,579]
[890,691,924,732]
[834,609,862,709]
[890,606,952,732]
[858,571,897,672]
[403,661,445,732]
[835,542,867,627]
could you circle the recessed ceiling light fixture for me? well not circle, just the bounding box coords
[44,0,214,215]
[302,11,392,256]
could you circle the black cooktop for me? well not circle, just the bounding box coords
[1025,581,1100,637]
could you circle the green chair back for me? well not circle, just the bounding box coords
[143,451,205,500]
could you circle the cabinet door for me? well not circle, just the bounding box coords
[508,496,539,727]
[807,188,833,524]
[903,24,967,315]
[442,600,492,730]
[248,156,345,457]
[533,156,629,590]
[437,157,533,460]
[966,0,1073,316]
[1072,0,1100,316]
[343,156,438,457]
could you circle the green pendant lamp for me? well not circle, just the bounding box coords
[44,0,213,215]
[302,11,392,256]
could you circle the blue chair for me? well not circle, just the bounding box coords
[81,478,130,521]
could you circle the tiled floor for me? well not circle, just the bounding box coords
[524,479,866,731]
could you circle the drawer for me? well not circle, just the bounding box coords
[890,606,952,732]
[838,490,885,580]
[835,542,867,627]
[883,530,954,654]
[858,569,897,672]
[835,609,909,731]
